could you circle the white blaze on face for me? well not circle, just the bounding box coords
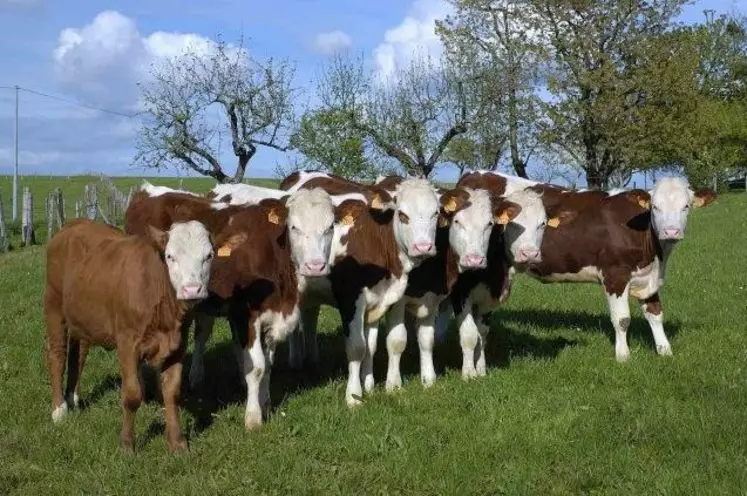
[650,177,693,241]
[286,188,336,277]
[164,221,214,301]
[502,190,547,265]
[393,179,440,259]
[449,189,494,271]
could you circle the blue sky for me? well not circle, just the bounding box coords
[0,0,744,185]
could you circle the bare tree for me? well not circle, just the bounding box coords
[315,52,471,178]
[136,36,297,183]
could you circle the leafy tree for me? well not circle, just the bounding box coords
[532,0,690,188]
[136,37,297,183]
[287,108,377,179]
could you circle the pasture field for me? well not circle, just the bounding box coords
[0,186,746,494]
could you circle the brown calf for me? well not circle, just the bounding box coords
[44,219,214,452]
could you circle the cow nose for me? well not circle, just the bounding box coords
[413,242,433,254]
[182,284,203,300]
[303,261,328,275]
[663,228,681,238]
[518,248,541,263]
[462,254,486,268]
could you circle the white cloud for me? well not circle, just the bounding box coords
[372,0,451,80]
[52,11,221,111]
[312,30,352,55]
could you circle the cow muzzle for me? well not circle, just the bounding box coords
[410,242,434,257]
[660,228,683,240]
[460,253,487,269]
[180,284,206,301]
[300,260,329,277]
[515,247,542,264]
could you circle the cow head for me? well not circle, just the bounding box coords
[147,220,214,301]
[440,188,494,271]
[392,178,440,259]
[275,188,337,277]
[649,177,717,241]
[500,189,559,266]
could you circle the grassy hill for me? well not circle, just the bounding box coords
[0,185,745,493]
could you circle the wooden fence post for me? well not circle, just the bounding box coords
[54,187,65,231]
[46,193,54,242]
[75,199,82,219]
[22,187,35,246]
[85,184,98,221]
[0,193,9,253]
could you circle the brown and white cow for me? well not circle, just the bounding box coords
[281,175,441,404]
[125,184,351,429]
[457,171,716,361]
[44,218,215,452]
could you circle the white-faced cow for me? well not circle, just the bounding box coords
[457,171,716,361]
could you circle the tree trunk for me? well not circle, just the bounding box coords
[226,151,253,184]
[506,68,528,178]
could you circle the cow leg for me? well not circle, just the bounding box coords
[640,293,671,356]
[289,305,321,371]
[417,312,437,388]
[344,295,367,407]
[260,337,276,418]
[606,284,632,362]
[160,349,188,453]
[242,321,265,430]
[385,299,407,392]
[361,321,379,393]
[188,313,215,390]
[44,289,68,423]
[64,338,89,409]
[474,310,491,377]
[118,343,143,453]
[456,306,480,380]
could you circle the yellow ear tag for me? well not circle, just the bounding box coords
[342,213,355,225]
[638,199,649,209]
[547,217,560,228]
[444,197,457,212]
[496,211,511,225]
[371,195,383,209]
[438,216,449,228]
[217,245,232,257]
[267,209,280,225]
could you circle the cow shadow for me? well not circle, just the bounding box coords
[497,308,683,350]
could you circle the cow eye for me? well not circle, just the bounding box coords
[398,212,410,224]
[206,252,213,261]
[325,224,334,234]
[683,205,690,210]
[291,225,299,231]
[166,254,174,262]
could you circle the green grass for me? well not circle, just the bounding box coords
[1,188,746,494]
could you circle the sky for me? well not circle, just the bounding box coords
[0,0,745,185]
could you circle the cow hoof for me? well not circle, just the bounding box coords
[421,373,436,388]
[244,411,263,431]
[120,442,135,455]
[167,438,189,454]
[345,395,363,408]
[476,365,487,377]
[385,377,402,392]
[615,350,630,362]
[657,344,673,356]
[51,403,68,423]
[461,368,478,381]
[363,375,375,393]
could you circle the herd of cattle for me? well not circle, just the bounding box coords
[43,170,717,452]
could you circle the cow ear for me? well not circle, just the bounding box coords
[216,232,248,258]
[146,225,168,252]
[692,188,716,208]
[260,199,288,225]
[546,209,577,228]
[367,188,393,211]
[440,188,469,214]
[335,200,364,226]
[494,201,522,225]
[625,189,651,209]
